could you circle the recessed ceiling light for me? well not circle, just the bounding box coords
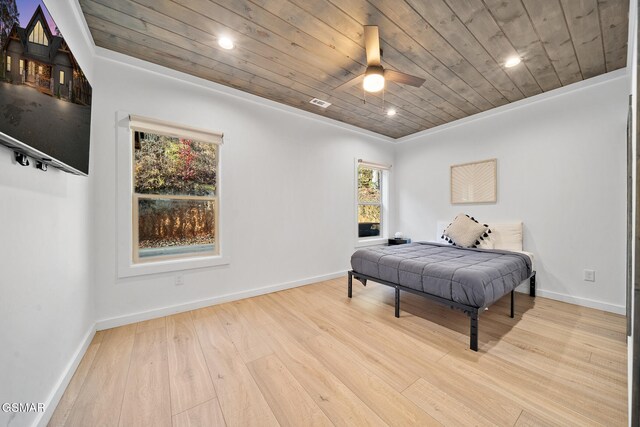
[386,109,397,116]
[505,56,521,68]
[218,37,234,50]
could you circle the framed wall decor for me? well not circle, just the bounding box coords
[450,158,497,204]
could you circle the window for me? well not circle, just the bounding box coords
[117,114,227,277]
[6,56,10,72]
[19,60,24,75]
[28,62,34,75]
[131,120,220,264]
[59,70,64,85]
[356,160,389,242]
[28,21,48,46]
[38,65,42,75]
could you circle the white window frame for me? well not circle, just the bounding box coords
[355,159,390,247]
[116,111,230,278]
[59,70,64,85]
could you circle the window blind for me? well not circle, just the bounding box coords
[358,158,391,170]
[129,115,224,145]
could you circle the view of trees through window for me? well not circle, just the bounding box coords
[358,166,382,238]
[134,132,218,259]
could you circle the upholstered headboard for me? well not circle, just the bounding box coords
[436,221,524,252]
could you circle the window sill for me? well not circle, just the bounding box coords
[118,254,230,278]
[355,238,387,248]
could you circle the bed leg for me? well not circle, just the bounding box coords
[395,286,400,318]
[470,310,478,351]
[348,271,353,298]
[530,272,536,297]
[510,290,515,318]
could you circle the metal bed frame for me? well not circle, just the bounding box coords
[347,270,536,351]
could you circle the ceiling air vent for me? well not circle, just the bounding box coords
[309,98,332,108]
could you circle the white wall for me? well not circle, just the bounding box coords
[90,56,394,325]
[0,149,94,427]
[395,72,629,313]
[0,1,96,426]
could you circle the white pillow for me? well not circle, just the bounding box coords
[488,222,523,251]
[478,235,495,249]
[443,214,490,248]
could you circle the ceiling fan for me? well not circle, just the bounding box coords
[336,25,426,93]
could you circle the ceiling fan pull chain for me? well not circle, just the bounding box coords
[382,87,385,112]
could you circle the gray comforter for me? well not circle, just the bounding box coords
[351,242,532,308]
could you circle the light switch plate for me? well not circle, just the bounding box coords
[584,270,595,282]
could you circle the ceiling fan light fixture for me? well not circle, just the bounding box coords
[218,36,235,50]
[333,26,425,92]
[504,56,521,68]
[363,66,385,93]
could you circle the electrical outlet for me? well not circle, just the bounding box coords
[584,270,596,282]
[175,275,184,286]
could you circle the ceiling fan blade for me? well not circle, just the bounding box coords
[364,25,381,66]
[384,69,425,87]
[334,73,365,91]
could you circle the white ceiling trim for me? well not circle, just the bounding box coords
[395,68,628,145]
[95,46,395,144]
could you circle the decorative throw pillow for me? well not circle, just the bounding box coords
[442,214,491,248]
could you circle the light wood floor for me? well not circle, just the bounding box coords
[49,277,628,426]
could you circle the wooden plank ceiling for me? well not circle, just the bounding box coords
[79,0,629,139]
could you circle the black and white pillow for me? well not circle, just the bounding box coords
[442,214,491,248]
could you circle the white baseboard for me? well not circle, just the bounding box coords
[515,284,625,314]
[34,324,96,427]
[96,270,348,330]
[535,289,625,315]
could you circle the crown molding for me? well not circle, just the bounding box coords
[395,68,628,144]
[94,47,395,144]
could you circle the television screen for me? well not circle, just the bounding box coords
[0,0,92,175]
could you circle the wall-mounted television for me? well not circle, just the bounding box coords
[0,0,91,175]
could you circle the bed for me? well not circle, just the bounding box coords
[348,222,536,351]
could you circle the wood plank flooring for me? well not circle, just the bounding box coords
[50,277,628,426]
